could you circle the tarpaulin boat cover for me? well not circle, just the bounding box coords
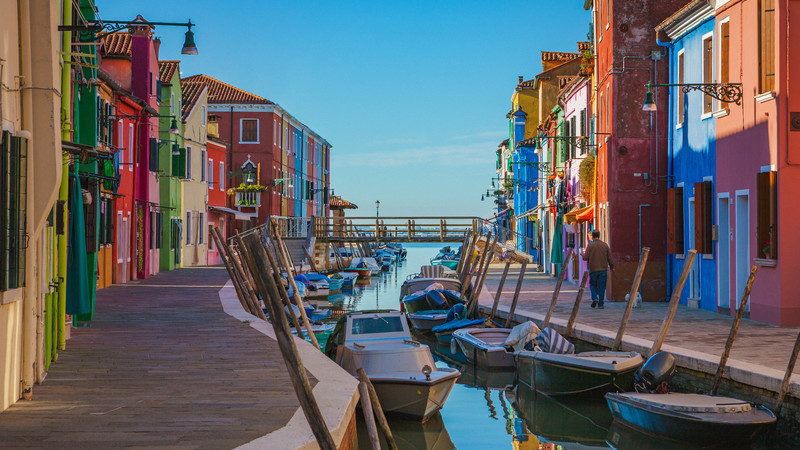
[446,304,467,322]
[504,321,541,352]
[403,289,465,311]
[536,327,575,354]
[432,318,487,334]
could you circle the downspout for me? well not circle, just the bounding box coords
[57,0,71,351]
[657,35,674,297]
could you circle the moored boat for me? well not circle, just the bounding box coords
[453,327,516,369]
[330,271,358,287]
[407,310,449,331]
[325,311,461,421]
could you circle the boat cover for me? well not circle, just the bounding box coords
[446,304,467,322]
[432,318,486,333]
[403,289,465,312]
[504,321,541,352]
[615,393,753,413]
[536,327,575,354]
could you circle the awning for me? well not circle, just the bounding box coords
[516,203,549,220]
[564,204,594,224]
[487,208,511,221]
[209,205,256,221]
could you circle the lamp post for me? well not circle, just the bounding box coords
[59,18,199,54]
[641,81,743,111]
[375,200,380,218]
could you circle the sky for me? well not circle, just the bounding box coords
[97,1,591,218]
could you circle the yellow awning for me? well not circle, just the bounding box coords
[564,205,593,224]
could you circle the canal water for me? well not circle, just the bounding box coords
[308,243,776,449]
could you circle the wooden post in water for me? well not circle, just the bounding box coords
[469,234,500,316]
[490,262,512,321]
[649,250,697,357]
[261,240,307,338]
[565,271,590,338]
[455,232,470,276]
[458,232,478,281]
[504,261,528,328]
[238,233,336,450]
[303,246,319,273]
[358,380,381,450]
[542,248,574,328]
[775,331,800,417]
[612,247,650,351]
[211,228,251,315]
[229,233,269,321]
[711,265,758,395]
[357,368,398,450]
[471,233,493,290]
[270,219,321,351]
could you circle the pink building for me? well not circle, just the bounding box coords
[713,0,800,325]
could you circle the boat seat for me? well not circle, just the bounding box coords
[618,393,752,413]
[421,265,444,278]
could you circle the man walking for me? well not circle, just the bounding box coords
[582,230,614,309]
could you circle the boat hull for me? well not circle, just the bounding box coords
[431,259,459,270]
[371,370,460,421]
[605,393,776,446]
[407,313,447,331]
[453,328,515,369]
[517,351,642,397]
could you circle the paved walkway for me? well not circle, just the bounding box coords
[479,265,800,373]
[0,267,304,449]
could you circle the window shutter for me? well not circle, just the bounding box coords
[694,181,713,254]
[757,171,777,259]
[84,178,98,254]
[173,147,186,178]
[721,21,730,84]
[667,187,684,254]
[149,138,159,172]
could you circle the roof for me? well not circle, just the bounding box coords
[517,78,536,89]
[158,60,180,84]
[655,0,714,40]
[180,79,206,120]
[101,32,132,57]
[330,196,358,210]
[181,74,273,105]
[499,139,509,148]
[542,51,582,62]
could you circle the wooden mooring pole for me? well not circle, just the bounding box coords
[542,248,574,328]
[358,380,380,450]
[469,234,500,316]
[504,261,528,328]
[565,271,590,338]
[711,265,758,395]
[238,233,336,450]
[260,238,307,338]
[612,247,650,351]
[357,368,398,450]
[490,262,512,321]
[649,250,697,357]
[211,229,252,315]
[775,331,800,417]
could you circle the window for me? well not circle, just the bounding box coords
[171,145,186,178]
[186,211,192,244]
[208,224,214,250]
[570,116,577,159]
[694,181,713,254]
[599,91,604,137]
[208,158,214,188]
[128,124,134,171]
[186,146,193,179]
[201,106,206,126]
[98,197,114,247]
[564,119,571,162]
[118,119,123,155]
[605,0,610,28]
[677,50,685,124]
[240,119,259,143]
[757,170,777,259]
[200,149,206,182]
[759,0,775,93]
[117,211,123,262]
[667,186,685,254]
[219,161,225,191]
[171,93,175,116]
[198,212,204,245]
[579,109,587,155]
[274,119,277,145]
[702,34,714,114]
[604,85,610,133]
[0,132,27,291]
[598,0,602,35]
[720,20,730,85]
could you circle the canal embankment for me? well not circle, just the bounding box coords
[477,264,800,441]
[0,267,358,449]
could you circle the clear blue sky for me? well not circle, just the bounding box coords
[98,1,591,218]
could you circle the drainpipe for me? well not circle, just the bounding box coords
[638,204,651,255]
[657,36,674,296]
[56,0,71,352]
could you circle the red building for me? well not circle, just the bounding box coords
[589,0,685,301]
[182,74,331,231]
[206,136,233,265]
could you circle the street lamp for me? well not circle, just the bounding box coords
[375,200,380,218]
[59,17,200,54]
[641,82,743,112]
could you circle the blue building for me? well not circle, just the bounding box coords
[657,2,717,311]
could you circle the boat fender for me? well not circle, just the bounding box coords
[635,351,677,393]
[422,365,432,381]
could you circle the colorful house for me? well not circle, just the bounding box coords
[206,135,231,265]
[710,0,800,325]
[179,78,210,266]
[158,60,184,271]
[656,1,718,311]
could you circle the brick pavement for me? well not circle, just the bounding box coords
[479,265,800,373]
[0,267,305,449]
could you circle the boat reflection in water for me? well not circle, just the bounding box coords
[356,412,455,450]
[604,419,756,450]
[511,383,613,449]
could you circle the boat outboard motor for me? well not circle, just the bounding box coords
[634,351,677,393]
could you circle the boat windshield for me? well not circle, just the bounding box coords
[351,316,405,335]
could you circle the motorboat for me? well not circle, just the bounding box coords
[400,278,462,299]
[407,311,449,331]
[330,271,358,288]
[401,289,465,314]
[453,327,516,369]
[325,311,461,421]
[432,318,490,346]
[604,351,776,446]
[431,247,459,270]
[302,273,333,292]
[349,257,381,276]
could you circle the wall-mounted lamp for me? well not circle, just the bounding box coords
[641,82,743,112]
[273,177,293,189]
[59,18,199,55]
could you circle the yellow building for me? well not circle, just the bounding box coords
[179,79,210,266]
[0,0,63,411]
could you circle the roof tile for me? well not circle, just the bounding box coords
[181,74,273,105]
[158,60,180,84]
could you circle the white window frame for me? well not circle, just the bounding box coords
[200,149,207,182]
[201,105,206,126]
[171,93,175,116]
[116,211,123,262]
[219,161,225,191]
[128,123,134,171]
[208,158,214,188]
[239,118,260,144]
[676,49,686,129]
[186,146,193,180]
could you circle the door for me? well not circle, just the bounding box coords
[122,216,129,283]
[717,195,731,309]
[687,197,700,301]
[735,192,750,311]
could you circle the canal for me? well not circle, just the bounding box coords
[306,243,777,449]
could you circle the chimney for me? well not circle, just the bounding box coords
[518,76,523,84]
[153,38,161,58]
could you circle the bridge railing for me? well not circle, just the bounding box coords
[311,216,483,242]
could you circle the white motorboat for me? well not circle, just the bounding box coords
[407,311,449,331]
[349,257,381,276]
[326,311,461,421]
[453,327,516,369]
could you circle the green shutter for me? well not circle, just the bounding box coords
[149,138,159,172]
[171,146,186,177]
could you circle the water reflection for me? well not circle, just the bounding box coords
[356,412,455,450]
